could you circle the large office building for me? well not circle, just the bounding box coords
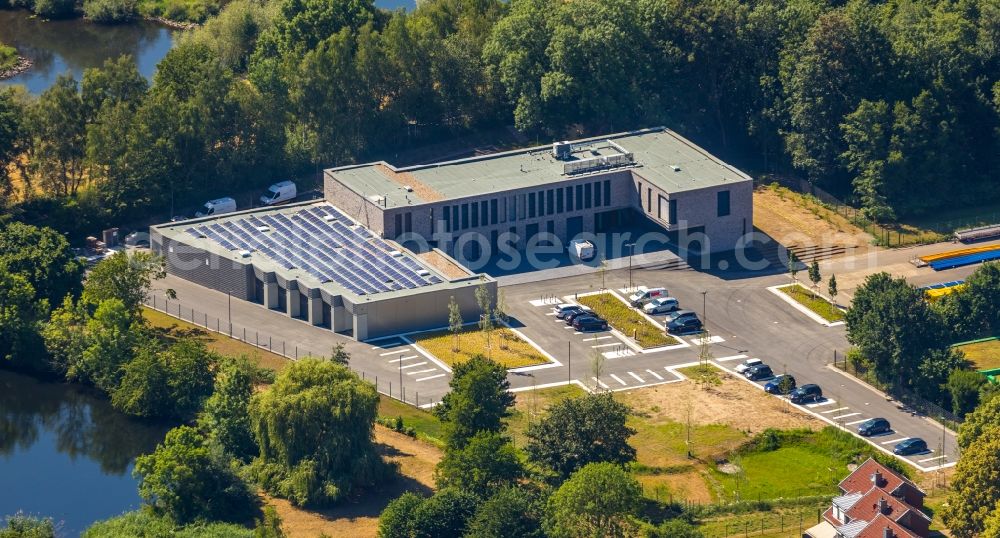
[325,126,753,260]
[153,127,750,341]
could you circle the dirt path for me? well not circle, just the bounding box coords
[268,426,441,538]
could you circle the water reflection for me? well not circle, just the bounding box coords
[0,368,169,533]
[0,10,175,94]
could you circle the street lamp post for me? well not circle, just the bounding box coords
[701,290,708,328]
[626,242,635,290]
[228,292,232,336]
[399,353,403,401]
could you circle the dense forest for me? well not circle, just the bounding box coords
[0,0,997,237]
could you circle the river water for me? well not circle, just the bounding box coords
[0,369,170,534]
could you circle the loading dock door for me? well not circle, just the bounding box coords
[252,278,264,305]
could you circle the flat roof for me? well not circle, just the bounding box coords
[328,127,752,209]
[153,202,481,301]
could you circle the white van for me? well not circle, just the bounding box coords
[196,197,237,217]
[260,180,297,206]
[570,239,595,260]
[629,287,668,307]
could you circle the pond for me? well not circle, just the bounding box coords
[0,368,170,535]
[0,10,176,94]
[1,0,416,94]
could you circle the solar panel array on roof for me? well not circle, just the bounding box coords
[185,204,441,296]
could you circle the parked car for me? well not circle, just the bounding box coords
[574,316,609,332]
[893,438,928,456]
[124,231,150,248]
[570,239,596,260]
[644,297,680,315]
[764,374,797,394]
[745,364,774,381]
[260,180,297,206]
[665,310,698,324]
[858,418,892,437]
[667,317,703,334]
[789,384,823,404]
[565,309,594,324]
[553,304,584,319]
[195,197,237,217]
[629,287,668,307]
[735,358,763,374]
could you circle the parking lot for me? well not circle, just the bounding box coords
[503,265,959,472]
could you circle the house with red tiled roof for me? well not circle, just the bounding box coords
[804,458,930,538]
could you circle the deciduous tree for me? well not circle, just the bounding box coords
[435,431,523,496]
[525,393,636,482]
[943,427,1000,537]
[544,462,642,538]
[435,355,514,449]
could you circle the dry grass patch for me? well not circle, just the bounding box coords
[412,325,549,369]
[753,185,872,252]
[953,338,1000,371]
[142,306,291,372]
[267,425,441,538]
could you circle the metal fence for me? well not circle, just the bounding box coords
[144,294,434,408]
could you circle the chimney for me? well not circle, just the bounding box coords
[871,470,883,487]
[883,527,893,538]
[878,497,889,515]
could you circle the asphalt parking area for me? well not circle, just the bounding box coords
[714,358,953,472]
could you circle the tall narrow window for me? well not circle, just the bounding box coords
[471,202,479,227]
[603,180,611,206]
[647,188,652,212]
[717,190,731,217]
[443,207,451,232]
[528,192,536,218]
[557,188,564,213]
[593,181,601,206]
[461,204,469,229]
[546,190,555,216]
[575,185,583,211]
[584,183,592,209]
[566,187,574,211]
[490,199,498,225]
[668,199,678,225]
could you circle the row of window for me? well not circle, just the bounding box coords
[440,179,613,233]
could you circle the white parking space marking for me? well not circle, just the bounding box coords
[845,419,869,425]
[806,400,837,408]
[583,336,613,342]
[415,373,446,382]
[545,312,557,316]
[881,437,910,445]
[407,368,437,375]
[821,407,850,414]
[646,369,664,380]
[716,354,749,362]
[609,374,628,386]
[628,372,644,383]
[603,349,636,359]
[380,349,410,356]
[388,355,419,363]
[529,299,558,307]
[592,343,619,349]
[400,362,428,370]
[690,335,725,346]
[919,455,948,463]
[563,326,573,330]
[832,413,861,420]
[592,377,610,389]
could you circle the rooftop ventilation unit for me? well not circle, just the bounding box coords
[563,151,635,175]
[389,250,403,258]
[671,165,682,172]
[417,269,431,277]
[238,250,251,258]
[552,141,572,160]
[403,185,414,192]
[323,214,337,222]
[255,225,270,233]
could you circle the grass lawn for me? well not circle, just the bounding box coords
[378,397,445,448]
[142,306,291,372]
[953,338,1000,371]
[630,419,746,468]
[577,292,678,348]
[712,445,845,502]
[679,364,723,385]
[0,43,17,72]
[412,326,549,369]
[777,284,845,323]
